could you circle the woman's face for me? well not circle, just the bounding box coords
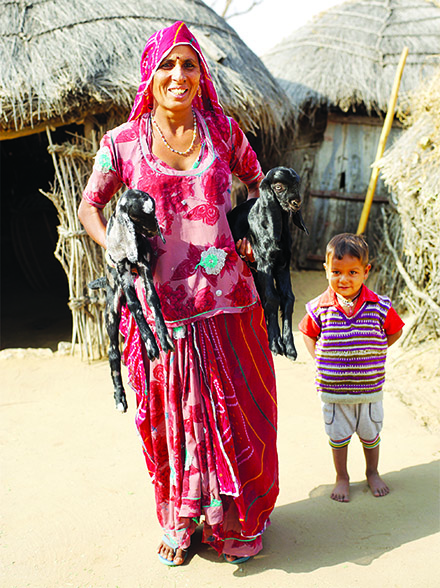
[151,45,201,113]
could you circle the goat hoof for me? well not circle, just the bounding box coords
[116,402,127,413]
[269,338,285,356]
[115,393,128,412]
[160,336,175,354]
[145,341,160,361]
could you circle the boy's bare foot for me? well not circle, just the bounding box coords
[331,477,350,502]
[157,540,187,565]
[367,472,389,497]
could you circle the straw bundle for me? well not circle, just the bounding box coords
[262,0,440,119]
[375,68,440,346]
[40,126,118,360]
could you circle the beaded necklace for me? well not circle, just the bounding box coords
[151,109,198,156]
[336,290,361,315]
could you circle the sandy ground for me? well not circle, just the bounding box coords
[1,271,440,588]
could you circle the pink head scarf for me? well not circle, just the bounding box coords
[128,21,225,122]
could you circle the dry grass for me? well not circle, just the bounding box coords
[375,68,440,347]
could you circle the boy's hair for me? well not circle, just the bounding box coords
[326,233,369,266]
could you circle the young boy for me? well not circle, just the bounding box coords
[299,233,404,502]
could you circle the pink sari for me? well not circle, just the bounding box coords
[84,21,279,557]
[120,302,278,555]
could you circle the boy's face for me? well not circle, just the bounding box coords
[324,254,371,299]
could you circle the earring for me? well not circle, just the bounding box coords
[198,87,202,97]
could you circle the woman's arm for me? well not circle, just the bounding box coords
[235,181,260,261]
[78,200,108,249]
[246,181,260,201]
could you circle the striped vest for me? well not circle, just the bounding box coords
[306,293,392,404]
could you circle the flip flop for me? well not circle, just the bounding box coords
[223,554,252,564]
[158,535,188,567]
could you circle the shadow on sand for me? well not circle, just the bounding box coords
[198,460,440,576]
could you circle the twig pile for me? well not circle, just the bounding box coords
[375,69,440,347]
[41,128,117,360]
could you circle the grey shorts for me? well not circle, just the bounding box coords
[322,401,383,449]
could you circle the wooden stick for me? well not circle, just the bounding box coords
[357,46,409,235]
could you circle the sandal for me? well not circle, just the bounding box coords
[223,553,252,564]
[158,535,188,567]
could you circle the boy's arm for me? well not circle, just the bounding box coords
[387,329,403,347]
[299,312,320,359]
[383,307,405,347]
[303,334,317,358]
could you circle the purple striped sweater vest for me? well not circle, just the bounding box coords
[306,293,392,404]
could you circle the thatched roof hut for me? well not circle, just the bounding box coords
[263,0,440,119]
[375,68,440,346]
[1,0,290,142]
[260,0,440,269]
[0,0,293,356]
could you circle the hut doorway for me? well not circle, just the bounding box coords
[1,130,74,350]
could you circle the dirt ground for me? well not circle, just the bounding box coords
[1,271,439,588]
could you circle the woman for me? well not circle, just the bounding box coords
[78,21,278,566]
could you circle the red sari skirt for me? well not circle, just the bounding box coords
[120,303,278,557]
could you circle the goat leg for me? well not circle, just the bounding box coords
[256,269,285,356]
[118,263,160,361]
[137,262,174,354]
[275,268,297,361]
[104,280,128,412]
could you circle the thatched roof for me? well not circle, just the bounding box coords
[379,68,440,198]
[262,0,440,119]
[0,0,291,140]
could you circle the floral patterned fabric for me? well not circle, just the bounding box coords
[83,109,263,326]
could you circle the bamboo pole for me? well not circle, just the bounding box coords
[357,46,409,235]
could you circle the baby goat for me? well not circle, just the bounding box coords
[227,167,308,360]
[89,189,174,412]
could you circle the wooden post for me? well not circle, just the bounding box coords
[357,46,409,235]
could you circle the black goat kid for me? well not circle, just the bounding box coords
[89,189,174,412]
[227,167,308,360]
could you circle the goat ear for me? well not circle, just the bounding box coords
[106,212,138,263]
[292,210,309,235]
[259,180,283,241]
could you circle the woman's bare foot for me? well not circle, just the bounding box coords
[367,472,389,497]
[224,554,239,562]
[223,553,252,564]
[331,477,350,502]
[157,540,187,565]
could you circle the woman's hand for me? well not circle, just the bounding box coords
[236,237,255,263]
[234,180,260,263]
